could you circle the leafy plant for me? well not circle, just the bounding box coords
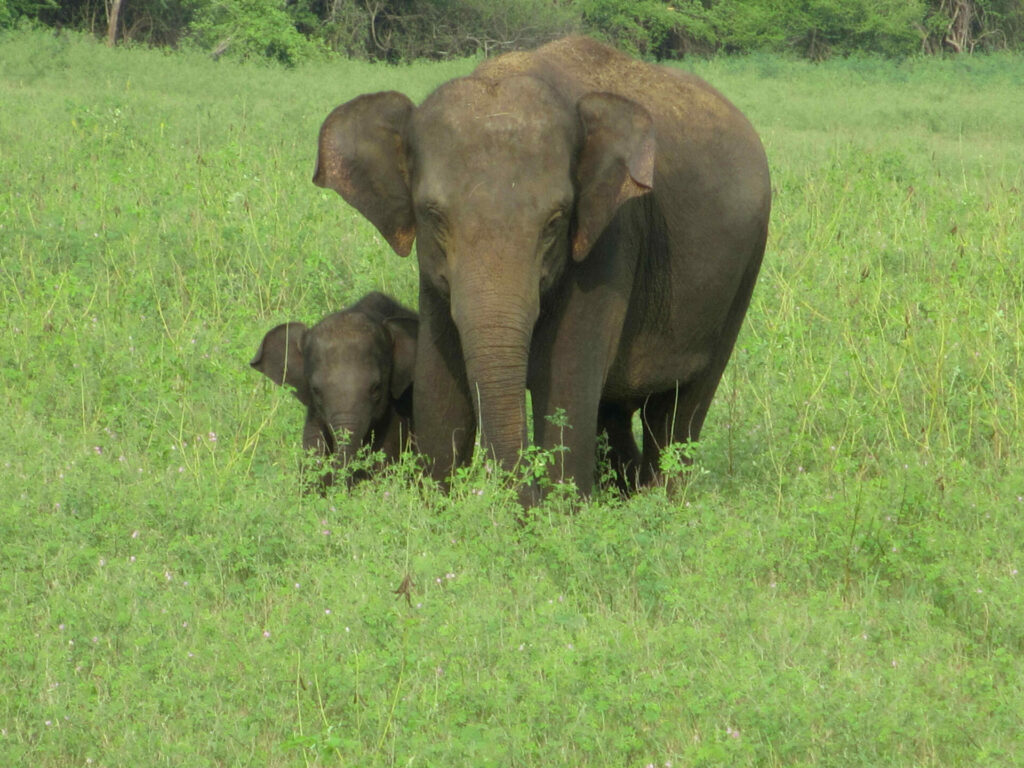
[185,0,321,64]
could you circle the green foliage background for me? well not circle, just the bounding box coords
[3,0,1024,62]
[2,27,1024,767]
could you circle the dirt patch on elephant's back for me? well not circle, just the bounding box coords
[473,51,534,81]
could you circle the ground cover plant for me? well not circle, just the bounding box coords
[1,29,1022,767]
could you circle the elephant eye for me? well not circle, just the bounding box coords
[369,382,383,402]
[420,203,447,230]
[419,203,450,251]
[541,209,568,249]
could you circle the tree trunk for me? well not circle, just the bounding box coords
[106,0,125,47]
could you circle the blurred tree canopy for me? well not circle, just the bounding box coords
[3,0,1022,63]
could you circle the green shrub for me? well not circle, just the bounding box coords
[185,0,321,65]
[711,0,927,59]
[359,0,581,61]
[0,0,55,28]
[579,0,687,57]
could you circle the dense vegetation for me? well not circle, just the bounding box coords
[2,27,1023,767]
[3,0,1024,63]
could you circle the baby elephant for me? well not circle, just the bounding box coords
[251,292,418,486]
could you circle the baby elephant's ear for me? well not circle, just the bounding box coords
[384,316,418,399]
[250,322,310,405]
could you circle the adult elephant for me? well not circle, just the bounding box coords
[314,36,770,499]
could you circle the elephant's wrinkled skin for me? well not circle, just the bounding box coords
[314,36,770,498]
[250,292,418,486]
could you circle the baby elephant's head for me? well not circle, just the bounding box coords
[251,308,417,474]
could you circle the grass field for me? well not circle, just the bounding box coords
[1,29,1022,767]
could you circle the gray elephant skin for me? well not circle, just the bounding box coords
[251,292,418,485]
[314,36,771,499]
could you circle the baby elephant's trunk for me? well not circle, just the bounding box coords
[327,413,372,479]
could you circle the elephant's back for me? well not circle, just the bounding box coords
[478,37,769,205]
[480,38,747,131]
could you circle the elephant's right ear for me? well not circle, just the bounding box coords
[251,322,311,405]
[314,91,417,258]
[572,92,655,262]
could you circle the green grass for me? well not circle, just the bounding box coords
[2,29,1023,766]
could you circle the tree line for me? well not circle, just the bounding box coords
[3,0,1023,64]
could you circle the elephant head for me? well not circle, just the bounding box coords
[313,78,654,476]
[251,306,417,483]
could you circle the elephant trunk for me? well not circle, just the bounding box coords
[451,277,538,476]
[326,413,371,467]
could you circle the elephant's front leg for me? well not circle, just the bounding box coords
[530,308,627,497]
[413,282,476,481]
[530,345,604,496]
[530,247,634,497]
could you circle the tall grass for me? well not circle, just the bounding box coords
[1,30,1022,766]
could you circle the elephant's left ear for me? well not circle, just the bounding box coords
[251,322,311,405]
[314,91,417,257]
[384,316,418,399]
[573,92,655,262]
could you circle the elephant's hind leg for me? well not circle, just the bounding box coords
[598,402,643,495]
[638,380,714,489]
